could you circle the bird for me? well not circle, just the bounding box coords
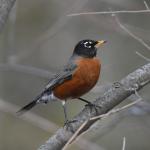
[17,39,106,124]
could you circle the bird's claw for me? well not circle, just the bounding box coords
[85,102,101,108]
[64,119,78,131]
[64,119,77,126]
[85,103,101,114]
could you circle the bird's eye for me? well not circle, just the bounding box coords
[83,41,92,48]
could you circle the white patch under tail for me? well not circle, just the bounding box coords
[37,92,58,104]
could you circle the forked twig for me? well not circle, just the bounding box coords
[113,15,150,51]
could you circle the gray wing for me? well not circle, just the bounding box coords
[44,61,77,91]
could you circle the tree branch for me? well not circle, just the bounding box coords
[0,63,53,78]
[122,137,126,150]
[67,10,150,17]
[38,63,150,150]
[0,0,16,33]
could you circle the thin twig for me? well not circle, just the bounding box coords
[113,15,150,51]
[14,0,89,63]
[122,137,126,150]
[67,9,150,17]
[144,1,150,10]
[62,120,88,150]
[0,63,53,78]
[90,98,142,121]
[136,51,150,62]
[0,99,58,132]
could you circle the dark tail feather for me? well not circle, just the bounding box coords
[17,100,37,116]
[16,93,43,115]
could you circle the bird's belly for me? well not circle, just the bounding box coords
[53,58,101,100]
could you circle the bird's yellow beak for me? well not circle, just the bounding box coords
[95,40,107,48]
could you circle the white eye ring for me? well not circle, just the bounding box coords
[84,41,92,48]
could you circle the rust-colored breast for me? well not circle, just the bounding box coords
[53,57,101,100]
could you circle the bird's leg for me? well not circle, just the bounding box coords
[62,101,68,124]
[62,101,77,129]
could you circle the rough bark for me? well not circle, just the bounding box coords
[38,63,150,150]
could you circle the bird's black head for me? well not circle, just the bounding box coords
[73,39,106,58]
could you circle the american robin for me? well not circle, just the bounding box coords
[17,39,106,124]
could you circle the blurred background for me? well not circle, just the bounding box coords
[0,0,150,149]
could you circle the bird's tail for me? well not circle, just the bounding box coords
[17,100,37,115]
[17,94,42,116]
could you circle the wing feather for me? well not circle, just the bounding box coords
[17,60,77,115]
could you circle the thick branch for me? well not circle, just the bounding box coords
[0,0,16,33]
[38,63,150,150]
